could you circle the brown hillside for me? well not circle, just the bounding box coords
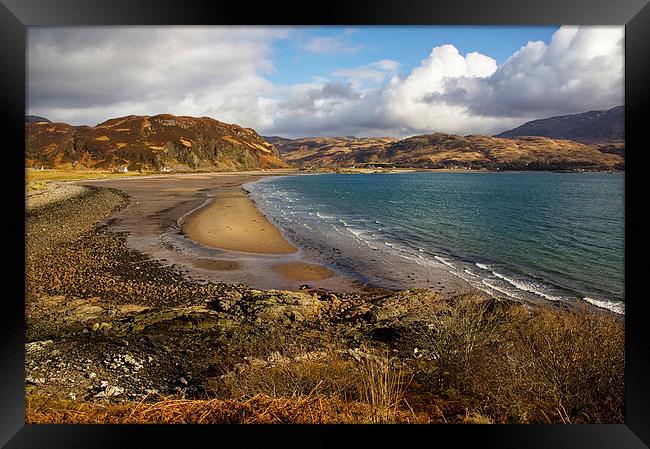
[274,133,624,171]
[274,136,397,166]
[26,115,287,171]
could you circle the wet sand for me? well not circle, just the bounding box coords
[81,170,360,291]
[272,262,334,281]
[180,190,345,283]
[182,192,297,254]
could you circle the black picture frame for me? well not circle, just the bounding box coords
[2,0,649,447]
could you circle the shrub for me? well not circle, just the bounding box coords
[407,292,624,423]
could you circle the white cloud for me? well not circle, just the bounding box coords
[28,26,288,127]
[28,26,623,138]
[433,26,625,119]
[272,26,623,137]
[375,45,501,135]
[332,59,400,91]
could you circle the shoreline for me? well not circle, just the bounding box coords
[175,174,474,297]
[24,174,624,424]
[80,170,368,292]
[86,170,622,311]
[34,170,624,314]
[245,171,624,315]
[180,187,345,286]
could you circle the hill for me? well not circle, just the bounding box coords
[495,106,624,144]
[26,115,51,123]
[272,133,624,171]
[268,136,398,166]
[25,115,287,171]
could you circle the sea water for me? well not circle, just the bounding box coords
[246,171,624,314]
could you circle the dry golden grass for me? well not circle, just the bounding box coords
[508,304,624,423]
[355,352,412,423]
[26,393,429,424]
[26,169,147,183]
[25,289,623,425]
[206,346,413,423]
[26,345,427,424]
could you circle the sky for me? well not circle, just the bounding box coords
[27,26,624,138]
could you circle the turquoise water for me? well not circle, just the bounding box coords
[246,172,624,314]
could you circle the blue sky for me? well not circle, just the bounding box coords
[28,26,623,137]
[268,26,559,86]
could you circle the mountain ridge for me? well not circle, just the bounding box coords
[495,106,624,144]
[271,133,624,171]
[26,114,287,171]
[26,115,51,124]
[26,110,625,173]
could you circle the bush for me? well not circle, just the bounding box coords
[509,304,624,423]
[206,346,412,423]
[407,293,624,423]
[355,351,411,423]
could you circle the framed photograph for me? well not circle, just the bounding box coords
[3,0,650,446]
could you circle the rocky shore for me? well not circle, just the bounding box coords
[25,183,439,402]
[25,181,624,424]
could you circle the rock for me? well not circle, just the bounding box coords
[346,348,381,364]
[366,308,381,324]
[244,290,324,324]
[287,310,304,322]
[26,376,46,385]
[119,304,150,315]
[329,294,341,308]
[26,340,54,355]
[223,290,243,300]
[70,304,105,322]
[95,385,124,398]
[214,299,233,312]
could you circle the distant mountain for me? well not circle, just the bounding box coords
[273,133,624,171]
[262,136,294,148]
[496,106,624,144]
[26,114,287,171]
[270,136,397,163]
[25,115,51,123]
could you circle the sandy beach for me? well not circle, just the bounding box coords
[182,192,297,254]
[25,170,624,425]
[81,170,359,291]
[180,188,346,283]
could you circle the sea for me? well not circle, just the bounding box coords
[245,171,624,315]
